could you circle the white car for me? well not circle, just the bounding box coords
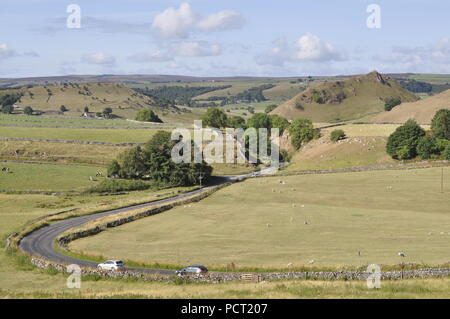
[97,260,125,271]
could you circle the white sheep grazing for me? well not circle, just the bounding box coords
[287,263,293,268]
[398,252,406,257]
[308,260,315,264]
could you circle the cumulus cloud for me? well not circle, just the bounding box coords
[151,3,244,39]
[82,52,116,65]
[0,44,17,60]
[295,33,345,62]
[256,33,346,66]
[197,9,245,32]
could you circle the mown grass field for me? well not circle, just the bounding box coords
[69,167,450,269]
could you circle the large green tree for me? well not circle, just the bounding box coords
[227,115,246,129]
[431,109,450,140]
[386,119,425,160]
[247,113,272,130]
[288,118,315,149]
[269,114,290,134]
[202,107,228,128]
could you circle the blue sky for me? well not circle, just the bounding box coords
[1,0,449,77]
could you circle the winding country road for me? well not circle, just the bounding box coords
[19,175,249,275]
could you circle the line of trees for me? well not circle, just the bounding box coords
[201,107,319,150]
[134,85,232,107]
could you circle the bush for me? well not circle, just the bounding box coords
[330,129,346,142]
[443,144,450,160]
[135,109,163,123]
[107,160,121,177]
[386,119,425,159]
[265,104,278,113]
[384,98,402,111]
[431,109,450,140]
[23,106,33,115]
[85,179,150,194]
[1,105,13,114]
[416,137,438,159]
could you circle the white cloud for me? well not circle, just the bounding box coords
[174,42,222,57]
[256,33,346,66]
[197,10,245,32]
[295,33,345,62]
[82,52,116,65]
[151,3,244,39]
[0,44,17,60]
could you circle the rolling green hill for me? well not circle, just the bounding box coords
[7,82,190,121]
[271,71,419,122]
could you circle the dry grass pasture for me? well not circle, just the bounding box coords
[372,89,450,124]
[69,167,450,269]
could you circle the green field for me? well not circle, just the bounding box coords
[0,126,161,143]
[0,162,106,192]
[69,167,450,269]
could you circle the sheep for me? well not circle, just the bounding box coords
[398,252,406,258]
[308,260,315,264]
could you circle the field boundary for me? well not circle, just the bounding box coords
[0,137,144,147]
[276,160,450,178]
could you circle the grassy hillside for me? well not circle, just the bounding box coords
[271,71,419,122]
[6,82,195,122]
[372,89,450,124]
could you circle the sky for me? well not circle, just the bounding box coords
[0,0,449,78]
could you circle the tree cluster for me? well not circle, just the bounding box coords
[107,131,212,187]
[386,109,450,160]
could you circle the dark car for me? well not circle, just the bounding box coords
[175,265,208,276]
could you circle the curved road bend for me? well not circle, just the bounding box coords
[19,175,248,275]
